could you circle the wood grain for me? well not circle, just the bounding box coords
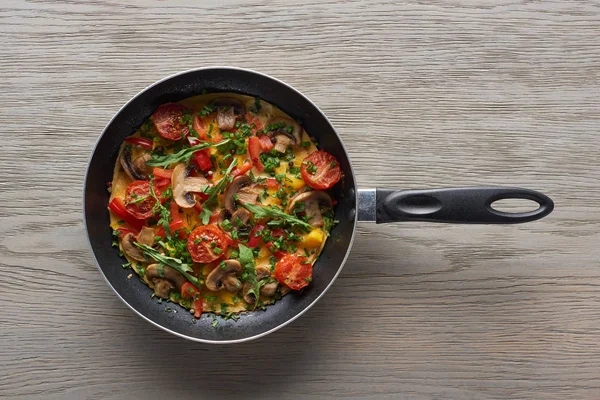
[2,0,600,399]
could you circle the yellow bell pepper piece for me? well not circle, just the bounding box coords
[303,229,324,248]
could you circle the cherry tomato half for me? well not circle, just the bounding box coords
[124,181,156,219]
[300,150,341,190]
[275,253,312,290]
[187,225,229,264]
[151,103,189,140]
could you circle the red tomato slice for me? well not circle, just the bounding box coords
[124,137,153,150]
[151,103,189,140]
[124,181,156,219]
[232,160,253,177]
[300,150,342,190]
[258,135,274,152]
[247,136,264,171]
[187,225,229,263]
[275,253,312,290]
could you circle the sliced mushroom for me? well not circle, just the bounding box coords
[136,226,155,247]
[145,264,187,299]
[256,265,278,297]
[266,117,302,153]
[121,226,156,262]
[121,233,145,262]
[205,259,242,293]
[223,175,260,211]
[217,208,232,224]
[242,282,255,305]
[280,285,291,296]
[231,208,251,226]
[242,266,278,304]
[213,98,245,130]
[287,190,333,228]
[120,146,152,180]
[172,163,208,208]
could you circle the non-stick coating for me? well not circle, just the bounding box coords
[84,68,357,343]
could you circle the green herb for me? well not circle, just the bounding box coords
[242,203,313,231]
[237,244,268,308]
[213,247,222,255]
[303,160,317,174]
[146,139,230,167]
[165,307,173,313]
[260,153,281,173]
[330,161,337,168]
[304,277,312,282]
[202,158,238,208]
[149,183,171,239]
[301,141,311,148]
[122,262,132,269]
[249,97,262,114]
[199,208,212,225]
[200,103,215,117]
[220,219,233,231]
[133,243,203,290]
[204,295,218,302]
[212,315,219,327]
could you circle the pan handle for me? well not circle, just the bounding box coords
[357,187,554,224]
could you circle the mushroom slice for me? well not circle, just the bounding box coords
[120,227,156,262]
[172,163,208,208]
[223,175,260,211]
[205,259,242,293]
[255,265,278,297]
[242,266,278,304]
[145,264,187,299]
[121,232,146,262]
[266,117,302,153]
[213,98,245,130]
[287,190,333,228]
[137,226,155,247]
[120,147,152,180]
[231,208,251,226]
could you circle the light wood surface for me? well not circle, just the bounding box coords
[2,1,600,399]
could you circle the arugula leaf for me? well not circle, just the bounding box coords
[148,183,171,239]
[242,203,313,231]
[237,244,268,308]
[146,139,230,167]
[134,243,203,290]
[238,244,254,267]
[203,158,238,208]
[199,207,212,225]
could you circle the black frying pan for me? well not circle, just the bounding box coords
[84,67,554,343]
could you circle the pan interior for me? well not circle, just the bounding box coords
[84,68,357,342]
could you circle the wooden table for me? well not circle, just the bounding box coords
[3,1,599,399]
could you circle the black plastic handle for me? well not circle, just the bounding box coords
[376,187,554,224]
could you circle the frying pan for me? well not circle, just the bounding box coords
[84,67,554,343]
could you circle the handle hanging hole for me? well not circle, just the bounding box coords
[490,198,541,214]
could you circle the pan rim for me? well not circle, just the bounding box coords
[83,66,359,344]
